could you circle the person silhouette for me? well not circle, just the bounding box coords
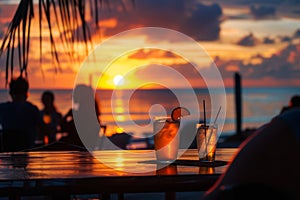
[201,107,300,200]
[280,95,300,114]
[0,76,39,152]
[38,90,62,145]
[60,84,101,150]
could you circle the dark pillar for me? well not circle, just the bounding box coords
[234,72,242,135]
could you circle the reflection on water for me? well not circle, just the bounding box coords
[1,87,299,137]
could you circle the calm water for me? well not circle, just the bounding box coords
[1,87,299,137]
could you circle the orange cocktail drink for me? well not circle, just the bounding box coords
[154,117,180,162]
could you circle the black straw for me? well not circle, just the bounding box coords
[203,99,206,127]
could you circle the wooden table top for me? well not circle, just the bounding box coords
[0,148,238,196]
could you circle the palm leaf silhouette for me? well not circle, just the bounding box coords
[0,0,134,84]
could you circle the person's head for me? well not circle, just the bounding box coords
[73,84,99,115]
[9,76,29,102]
[73,84,94,105]
[290,95,300,107]
[41,90,55,108]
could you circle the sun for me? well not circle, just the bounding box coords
[113,75,125,86]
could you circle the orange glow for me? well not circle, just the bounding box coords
[115,156,125,167]
[43,114,51,124]
[287,51,296,63]
[156,165,178,175]
[44,135,49,145]
[116,127,124,133]
[116,115,126,122]
[99,18,118,28]
[1,3,299,89]
[225,65,239,72]
[115,107,125,113]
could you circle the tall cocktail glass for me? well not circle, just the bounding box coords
[153,117,179,163]
[196,124,218,162]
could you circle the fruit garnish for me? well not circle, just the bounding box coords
[171,106,190,122]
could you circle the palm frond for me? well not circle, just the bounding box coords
[0,0,117,85]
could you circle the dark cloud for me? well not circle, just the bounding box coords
[249,5,276,19]
[246,0,299,5]
[215,43,300,80]
[280,36,292,43]
[237,33,258,46]
[61,21,95,43]
[0,47,20,72]
[179,3,222,41]
[0,21,10,39]
[128,49,178,60]
[89,0,223,42]
[106,34,299,86]
[293,29,300,38]
[263,37,275,44]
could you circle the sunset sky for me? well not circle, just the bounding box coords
[0,0,300,89]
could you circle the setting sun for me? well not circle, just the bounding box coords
[113,75,125,86]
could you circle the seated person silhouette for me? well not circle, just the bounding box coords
[38,90,62,145]
[201,107,300,200]
[59,84,101,151]
[0,76,39,152]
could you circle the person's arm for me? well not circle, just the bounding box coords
[60,108,73,133]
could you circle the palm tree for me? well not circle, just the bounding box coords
[0,0,134,84]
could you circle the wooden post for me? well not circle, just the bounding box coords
[234,72,242,135]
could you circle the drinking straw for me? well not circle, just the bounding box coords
[206,106,222,148]
[203,100,208,159]
[213,106,222,127]
[203,99,206,127]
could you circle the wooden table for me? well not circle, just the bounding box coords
[0,148,238,199]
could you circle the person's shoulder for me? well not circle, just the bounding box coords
[279,106,289,114]
[276,108,300,141]
[278,107,300,121]
[0,101,12,109]
[53,109,63,118]
[0,101,11,105]
[24,101,39,111]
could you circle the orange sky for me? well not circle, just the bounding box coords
[0,1,300,89]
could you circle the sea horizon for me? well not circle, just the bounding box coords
[1,86,299,138]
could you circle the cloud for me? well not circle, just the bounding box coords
[263,37,275,44]
[128,49,178,60]
[280,36,292,43]
[92,0,223,42]
[262,29,300,44]
[294,29,300,38]
[135,62,199,79]
[133,62,204,88]
[179,3,222,41]
[46,67,75,74]
[249,5,276,19]
[237,33,259,46]
[215,43,300,80]
[0,46,21,72]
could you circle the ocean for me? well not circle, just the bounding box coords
[1,87,299,138]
